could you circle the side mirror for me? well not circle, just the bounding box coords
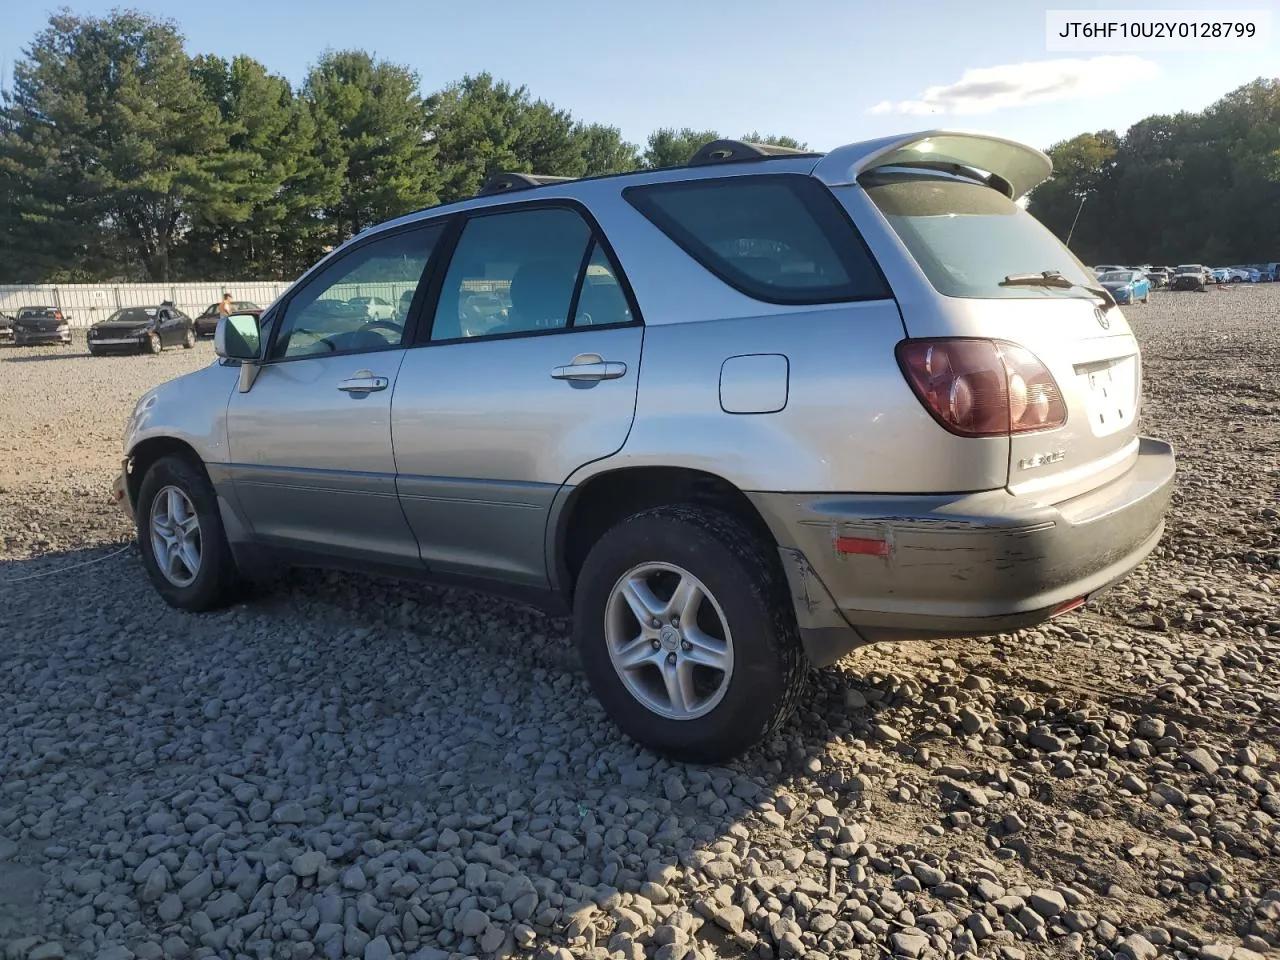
[215,313,262,360]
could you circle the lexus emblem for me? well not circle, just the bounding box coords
[1094,307,1110,330]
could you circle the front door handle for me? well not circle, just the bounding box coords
[550,356,627,381]
[337,373,389,394]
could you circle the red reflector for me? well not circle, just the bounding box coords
[1051,596,1087,617]
[835,536,889,557]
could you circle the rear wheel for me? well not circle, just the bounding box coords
[136,455,240,611]
[182,327,195,349]
[574,504,808,763]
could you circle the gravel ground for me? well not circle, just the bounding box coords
[1,289,1277,960]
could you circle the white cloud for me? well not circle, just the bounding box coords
[869,56,1159,116]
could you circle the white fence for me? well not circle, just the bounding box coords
[0,282,294,328]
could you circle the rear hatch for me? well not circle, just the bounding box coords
[815,133,1142,503]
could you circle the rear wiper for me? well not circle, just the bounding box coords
[1000,270,1117,309]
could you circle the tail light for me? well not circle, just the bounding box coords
[896,338,1067,437]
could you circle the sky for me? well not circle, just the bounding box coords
[0,0,1275,153]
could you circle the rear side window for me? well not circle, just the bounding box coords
[624,175,889,304]
[864,174,1097,300]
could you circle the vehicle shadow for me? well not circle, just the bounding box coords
[0,349,90,362]
[0,543,906,956]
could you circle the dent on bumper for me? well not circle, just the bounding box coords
[754,436,1176,666]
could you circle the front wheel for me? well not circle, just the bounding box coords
[136,455,240,611]
[146,331,162,354]
[574,504,808,763]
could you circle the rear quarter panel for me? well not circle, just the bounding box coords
[565,182,1011,495]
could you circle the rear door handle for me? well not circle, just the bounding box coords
[337,374,389,393]
[550,360,627,382]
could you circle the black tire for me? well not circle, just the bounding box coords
[573,504,808,763]
[136,454,240,611]
[87,346,99,356]
[182,327,195,349]
[146,331,162,354]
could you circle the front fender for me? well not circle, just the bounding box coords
[124,360,240,464]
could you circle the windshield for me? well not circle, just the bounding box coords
[1099,271,1135,283]
[106,307,155,323]
[863,173,1097,299]
[18,307,55,318]
[1176,266,1201,274]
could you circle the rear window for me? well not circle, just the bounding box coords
[624,174,889,304]
[864,174,1097,300]
[18,307,57,318]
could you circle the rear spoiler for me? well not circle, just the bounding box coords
[810,130,1053,201]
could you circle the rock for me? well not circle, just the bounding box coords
[461,909,489,937]
[29,945,67,960]
[1136,717,1165,738]
[291,851,325,877]
[156,894,183,923]
[714,905,745,935]
[1028,889,1066,918]
[959,707,988,734]
[1118,934,1159,960]
[479,925,506,953]
[890,932,929,957]
[1029,730,1066,752]
[272,802,307,825]
[1182,747,1220,775]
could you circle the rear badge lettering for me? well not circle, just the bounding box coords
[1018,449,1066,471]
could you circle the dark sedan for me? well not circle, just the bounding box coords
[13,306,73,346]
[87,305,196,355]
[193,300,262,337]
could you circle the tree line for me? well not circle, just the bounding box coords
[1,11,1276,283]
[0,10,803,283]
[1028,78,1280,266]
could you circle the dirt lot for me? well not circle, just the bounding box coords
[0,288,1277,960]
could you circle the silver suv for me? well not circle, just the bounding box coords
[114,131,1176,762]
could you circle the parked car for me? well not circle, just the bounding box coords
[1227,266,1260,283]
[87,304,196,355]
[1208,267,1230,284]
[347,296,397,321]
[194,300,262,337]
[0,311,13,343]
[1097,269,1151,305]
[1170,264,1211,291]
[111,131,1177,761]
[1145,267,1170,288]
[12,306,73,346]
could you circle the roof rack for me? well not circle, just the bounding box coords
[476,172,577,197]
[687,138,818,166]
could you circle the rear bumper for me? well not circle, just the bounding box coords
[750,436,1176,666]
